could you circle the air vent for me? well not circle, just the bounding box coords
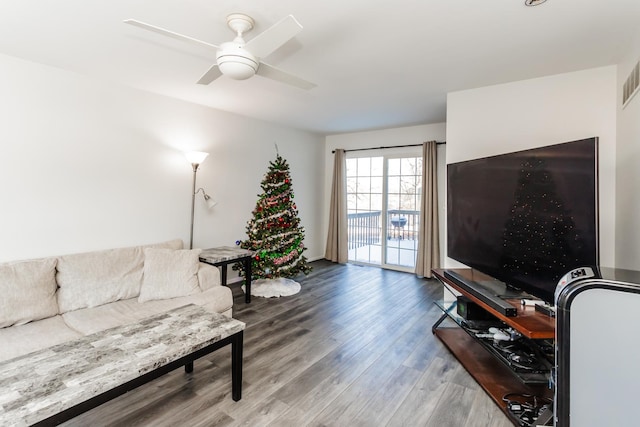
[623,59,640,108]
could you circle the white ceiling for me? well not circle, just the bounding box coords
[1,1,639,135]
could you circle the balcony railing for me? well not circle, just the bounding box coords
[347,211,381,250]
[347,209,420,250]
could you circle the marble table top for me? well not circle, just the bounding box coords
[0,304,245,426]
[200,246,255,263]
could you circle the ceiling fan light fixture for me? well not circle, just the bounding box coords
[216,43,259,80]
[217,56,259,80]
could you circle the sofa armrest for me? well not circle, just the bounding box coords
[197,263,221,291]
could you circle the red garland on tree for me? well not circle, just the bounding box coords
[234,154,312,280]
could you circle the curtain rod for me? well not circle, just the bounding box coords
[331,141,446,154]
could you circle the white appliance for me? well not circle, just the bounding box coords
[555,266,640,427]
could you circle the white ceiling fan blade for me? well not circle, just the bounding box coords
[245,15,302,59]
[197,64,223,85]
[124,19,219,51]
[256,62,316,90]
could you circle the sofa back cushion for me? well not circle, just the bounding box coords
[0,258,59,328]
[138,248,202,302]
[56,239,184,313]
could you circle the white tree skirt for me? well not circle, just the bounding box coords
[242,278,301,298]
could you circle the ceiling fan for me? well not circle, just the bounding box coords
[124,13,316,90]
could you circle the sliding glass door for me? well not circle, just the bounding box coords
[346,152,422,271]
[346,157,383,265]
[385,156,422,268]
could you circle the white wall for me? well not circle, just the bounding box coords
[446,66,617,268]
[615,37,640,270]
[324,123,447,264]
[0,53,324,262]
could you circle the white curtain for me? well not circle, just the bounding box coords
[415,141,440,278]
[325,149,348,263]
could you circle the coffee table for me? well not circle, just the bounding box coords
[0,305,245,426]
[200,246,255,303]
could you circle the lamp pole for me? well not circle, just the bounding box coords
[185,151,209,250]
[189,162,200,250]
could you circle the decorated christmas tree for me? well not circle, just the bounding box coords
[236,154,312,283]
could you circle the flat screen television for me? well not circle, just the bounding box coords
[447,137,599,304]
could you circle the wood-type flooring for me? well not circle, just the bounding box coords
[62,260,513,427]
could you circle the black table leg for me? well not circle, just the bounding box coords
[221,264,228,286]
[244,257,252,303]
[431,312,449,334]
[184,362,193,373]
[231,330,243,401]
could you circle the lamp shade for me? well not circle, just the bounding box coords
[204,194,218,209]
[185,151,209,165]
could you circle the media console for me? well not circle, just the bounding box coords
[432,268,555,427]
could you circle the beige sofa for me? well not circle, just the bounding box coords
[0,239,233,363]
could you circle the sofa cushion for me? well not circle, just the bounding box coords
[57,246,143,313]
[197,262,222,291]
[56,239,184,313]
[63,286,233,335]
[0,315,83,363]
[0,258,59,328]
[138,248,202,303]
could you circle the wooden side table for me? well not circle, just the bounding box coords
[200,246,255,303]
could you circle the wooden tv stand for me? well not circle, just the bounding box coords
[431,269,554,426]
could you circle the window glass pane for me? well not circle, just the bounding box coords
[371,157,384,176]
[347,193,357,210]
[369,244,381,264]
[400,194,417,211]
[346,177,357,194]
[356,194,370,211]
[356,176,370,193]
[371,194,382,211]
[398,249,416,267]
[357,157,371,176]
[346,158,357,177]
[371,176,383,193]
[387,176,400,194]
[401,176,417,194]
[401,157,416,175]
[386,246,399,264]
[388,158,400,176]
[387,194,400,210]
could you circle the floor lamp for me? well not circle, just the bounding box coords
[185,151,217,249]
